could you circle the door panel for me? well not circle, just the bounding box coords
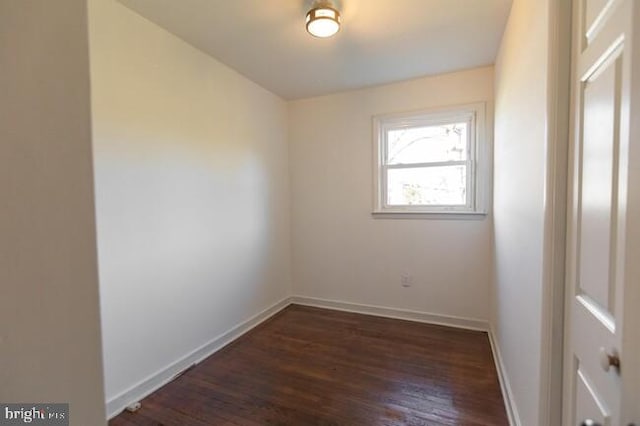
[578,48,620,314]
[573,297,619,409]
[584,0,616,45]
[576,367,610,426]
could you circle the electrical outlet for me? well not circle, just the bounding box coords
[400,272,412,287]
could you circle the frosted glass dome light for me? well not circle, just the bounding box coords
[306,5,341,38]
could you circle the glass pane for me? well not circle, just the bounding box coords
[387,166,467,206]
[387,122,468,165]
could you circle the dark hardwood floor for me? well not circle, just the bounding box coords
[110,305,508,426]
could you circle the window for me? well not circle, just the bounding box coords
[373,103,488,217]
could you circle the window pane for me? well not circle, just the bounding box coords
[387,166,467,206]
[387,122,468,165]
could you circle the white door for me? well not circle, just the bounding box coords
[564,0,640,425]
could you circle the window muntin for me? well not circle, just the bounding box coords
[373,104,487,216]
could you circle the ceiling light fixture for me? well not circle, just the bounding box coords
[306,2,341,38]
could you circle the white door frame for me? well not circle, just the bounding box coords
[540,0,572,425]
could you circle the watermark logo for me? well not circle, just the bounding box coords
[0,404,68,425]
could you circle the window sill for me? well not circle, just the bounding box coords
[371,210,488,220]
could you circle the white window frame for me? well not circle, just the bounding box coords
[372,102,489,218]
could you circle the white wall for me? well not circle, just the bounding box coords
[288,67,494,322]
[88,0,291,413]
[492,0,550,424]
[0,1,107,425]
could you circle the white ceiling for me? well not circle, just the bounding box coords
[118,0,512,100]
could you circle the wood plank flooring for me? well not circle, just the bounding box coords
[110,305,508,426]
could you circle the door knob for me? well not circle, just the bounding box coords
[599,347,620,372]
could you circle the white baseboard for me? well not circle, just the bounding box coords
[105,297,291,419]
[291,295,489,331]
[488,328,521,426]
